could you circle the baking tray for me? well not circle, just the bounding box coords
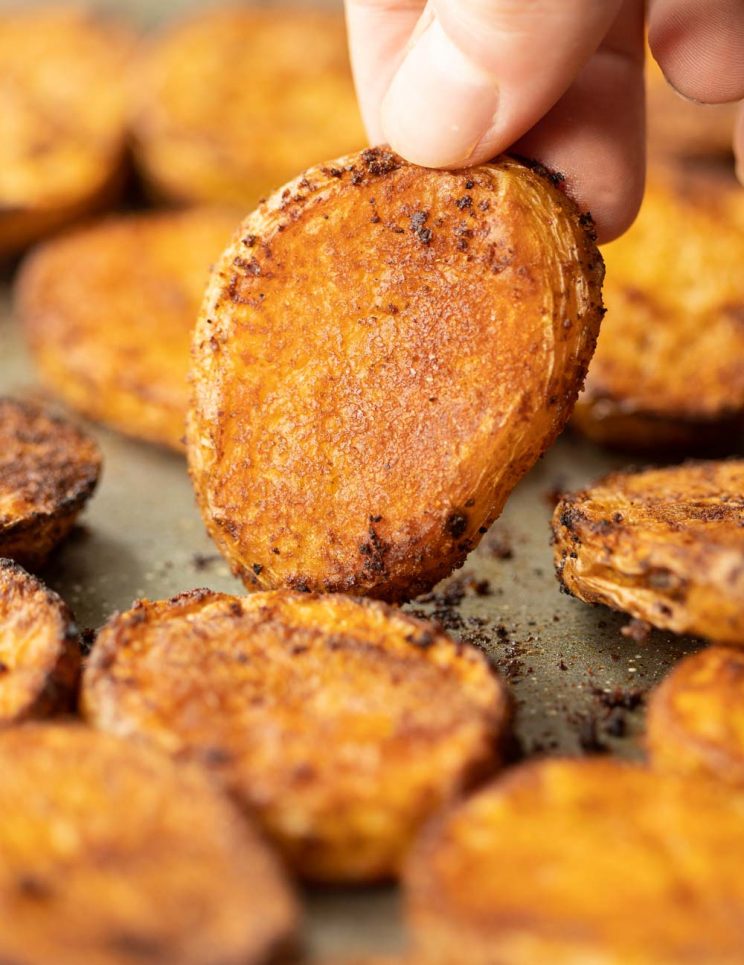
[0,288,703,959]
[0,0,704,958]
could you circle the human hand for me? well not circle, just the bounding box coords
[344,0,744,242]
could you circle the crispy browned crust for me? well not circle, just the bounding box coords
[552,460,744,643]
[0,722,298,965]
[0,398,101,568]
[0,558,80,722]
[647,645,744,786]
[0,6,134,258]
[574,161,744,452]
[131,6,365,207]
[647,56,736,162]
[82,588,509,882]
[188,149,604,602]
[17,209,238,450]
[405,757,744,964]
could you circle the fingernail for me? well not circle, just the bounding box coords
[380,18,499,169]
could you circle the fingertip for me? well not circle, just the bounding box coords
[736,105,744,186]
[648,0,744,104]
[380,18,499,168]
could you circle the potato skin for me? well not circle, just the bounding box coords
[553,460,744,643]
[0,7,133,258]
[405,757,744,964]
[188,149,604,602]
[574,162,744,452]
[0,398,101,569]
[82,588,509,882]
[17,209,238,451]
[647,646,744,786]
[0,558,80,722]
[0,723,298,965]
[131,6,365,208]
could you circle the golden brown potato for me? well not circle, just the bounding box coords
[82,588,509,882]
[553,460,744,643]
[131,6,365,207]
[0,558,80,722]
[188,149,604,602]
[0,398,101,569]
[17,209,238,450]
[647,55,736,161]
[0,722,298,965]
[405,757,744,964]
[647,645,744,786]
[573,162,744,451]
[0,6,134,258]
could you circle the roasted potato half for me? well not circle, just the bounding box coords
[553,460,744,643]
[188,149,604,601]
[647,645,744,786]
[82,589,509,882]
[0,558,80,723]
[647,55,736,162]
[18,209,238,450]
[405,757,744,964]
[0,6,133,258]
[0,398,101,569]
[131,6,365,207]
[0,723,298,965]
[573,162,744,451]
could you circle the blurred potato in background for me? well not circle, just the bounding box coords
[17,208,239,450]
[130,4,365,207]
[0,5,134,259]
[574,160,744,452]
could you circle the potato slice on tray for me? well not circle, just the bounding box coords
[131,6,365,207]
[0,398,101,569]
[0,723,298,965]
[647,645,744,785]
[553,460,744,642]
[82,588,509,882]
[0,6,133,258]
[405,757,744,963]
[18,209,238,451]
[573,162,744,452]
[0,559,80,723]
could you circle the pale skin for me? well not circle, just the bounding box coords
[345,0,744,242]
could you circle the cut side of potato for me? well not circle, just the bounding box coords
[17,208,238,451]
[552,460,744,642]
[0,6,134,258]
[647,645,744,786]
[574,161,744,451]
[0,397,101,569]
[188,149,604,601]
[131,6,365,207]
[0,723,298,965]
[82,588,509,882]
[0,558,80,723]
[405,757,744,964]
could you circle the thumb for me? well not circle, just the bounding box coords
[381,0,622,168]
